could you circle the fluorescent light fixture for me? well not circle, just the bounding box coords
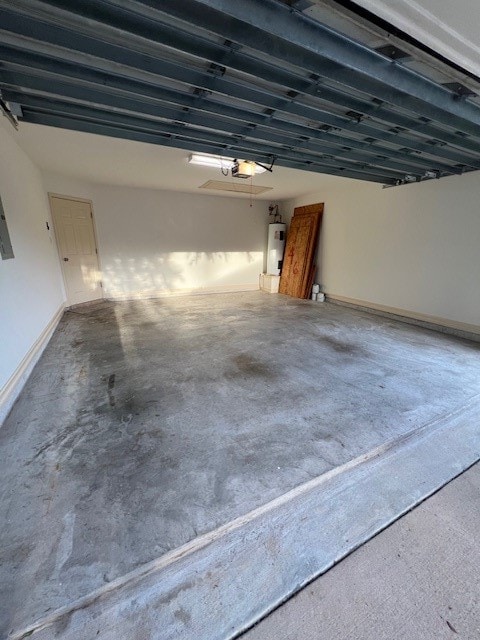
[188,153,234,169]
[188,153,266,173]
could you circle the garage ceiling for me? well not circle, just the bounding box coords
[1,0,480,186]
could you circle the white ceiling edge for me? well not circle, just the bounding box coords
[350,0,480,78]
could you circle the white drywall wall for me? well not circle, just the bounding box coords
[0,119,65,398]
[42,172,269,298]
[283,171,480,327]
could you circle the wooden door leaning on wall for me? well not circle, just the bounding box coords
[279,203,324,299]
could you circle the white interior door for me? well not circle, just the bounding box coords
[50,195,102,306]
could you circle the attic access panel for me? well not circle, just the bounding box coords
[1,0,480,186]
[199,180,273,195]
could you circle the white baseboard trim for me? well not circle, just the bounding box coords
[0,303,65,426]
[327,294,480,340]
[105,283,260,301]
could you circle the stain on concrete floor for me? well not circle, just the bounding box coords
[1,291,480,636]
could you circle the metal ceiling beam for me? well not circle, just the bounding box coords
[103,0,480,154]
[0,49,475,171]
[7,0,480,155]
[1,47,478,175]
[16,96,415,180]
[0,70,468,174]
[2,2,479,162]
[151,0,480,137]
[0,55,341,148]
[310,87,480,155]
[7,87,461,178]
[0,9,357,130]
[20,110,395,184]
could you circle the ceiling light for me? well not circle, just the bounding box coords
[188,153,266,173]
[188,153,235,169]
[232,160,256,179]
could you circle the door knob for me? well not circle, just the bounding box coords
[63,257,69,261]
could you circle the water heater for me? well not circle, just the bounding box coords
[267,223,286,275]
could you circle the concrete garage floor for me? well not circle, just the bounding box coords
[242,460,480,640]
[1,291,480,636]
